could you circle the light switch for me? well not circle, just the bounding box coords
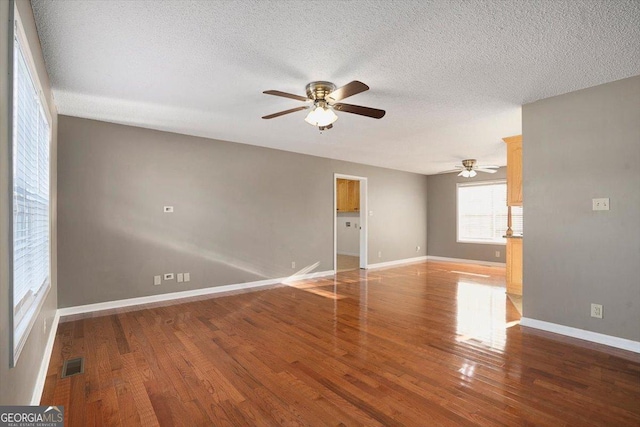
[592,198,610,211]
[164,206,174,213]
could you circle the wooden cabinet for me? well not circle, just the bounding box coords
[506,237,523,295]
[503,135,522,206]
[337,179,360,212]
[503,134,523,296]
[347,180,359,212]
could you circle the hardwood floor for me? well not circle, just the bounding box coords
[336,254,359,272]
[42,261,640,426]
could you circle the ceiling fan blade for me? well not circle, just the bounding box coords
[333,103,385,119]
[457,171,465,177]
[262,106,309,119]
[475,168,498,173]
[263,90,309,102]
[327,81,369,102]
[438,168,463,174]
[476,165,499,169]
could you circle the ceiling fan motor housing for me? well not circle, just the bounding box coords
[306,81,336,101]
[462,159,477,170]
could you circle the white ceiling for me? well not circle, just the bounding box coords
[31,0,640,175]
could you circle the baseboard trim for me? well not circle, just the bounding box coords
[58,270,335,317]
[426,255,506,267]
[367,256,427,270]
[31,310,60,405]
[520,317,640,354]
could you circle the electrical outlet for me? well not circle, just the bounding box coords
[184,273,190,282]
[592,198,609,211]
[591,303,603,319]
[416,246,420,252]
[163,206,174,213]
[154,275,161,286]
[164,273,174,281]
[177,273,184,283]
[291,261,296,269]
[378,251,382,258]
[495,251,500,258]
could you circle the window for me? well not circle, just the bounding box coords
[10,12,52,366]
[457,181,523,244]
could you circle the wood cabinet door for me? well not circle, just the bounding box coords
[506,238,523,295]
[347,180,360,211]
[505,136,523,206]
[337,179,349,212]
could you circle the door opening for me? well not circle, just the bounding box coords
[334,174,367,272]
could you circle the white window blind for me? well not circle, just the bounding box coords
[457,181,523,244]
[12,18,51,363]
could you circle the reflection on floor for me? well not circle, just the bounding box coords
[336,254,359,272]
[42,261,640,426]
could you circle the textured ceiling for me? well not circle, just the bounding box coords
[31,0,640,175]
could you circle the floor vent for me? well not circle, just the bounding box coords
[61,357,84,378]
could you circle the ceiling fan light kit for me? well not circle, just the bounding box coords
[304,100,338,127]
[459,169,477,178]
[262,80,385,131]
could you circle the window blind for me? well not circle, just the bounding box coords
[457,182,523,244]
[12,26,51,360]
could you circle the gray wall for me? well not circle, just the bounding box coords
[426,167,507,263]
[57,116,428,307]
[523,75,640,342]
[1,0,58,405]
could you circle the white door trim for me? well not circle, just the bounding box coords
[334,174,368,270]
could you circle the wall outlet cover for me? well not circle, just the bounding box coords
[164,273,174,280]
[154,275,162,286]
[177,273,184,283]
[184,273,190,282]
[590,303,603,319]
[164,206,174,213]
[592,198,609,211]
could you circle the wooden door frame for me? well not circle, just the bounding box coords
[334,174,368,270]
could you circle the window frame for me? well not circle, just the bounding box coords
[9,5,53,368]
[456,180,508,245]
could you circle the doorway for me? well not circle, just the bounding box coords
[334,174,367,272]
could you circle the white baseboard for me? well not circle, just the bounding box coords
[58,270,335,317]
[31,310,60,405]
[520,317,640,354]
[367,256,427,270]
[427,255,506,267]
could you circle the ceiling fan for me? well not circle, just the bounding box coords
[262,80,385,131]
[439,159,499,178]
